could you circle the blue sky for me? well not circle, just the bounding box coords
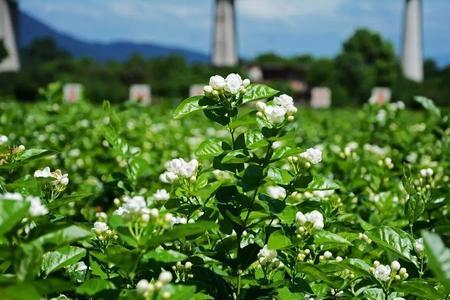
[21,0,450,66]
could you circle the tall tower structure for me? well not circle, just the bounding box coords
[212,0,238,67]
[0,0,20,72]
[401,0,423,82]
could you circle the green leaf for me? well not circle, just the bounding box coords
[422,231,450,293]
[17,243,43,281]
[76,278,116,296]
[196,138,224,157]
[242,84,278,104]
[41,246,86,276]
[221,149,248,163]
[244,130,268,150]
[31,225,92,248]
[143,248,187,263]
[149,221,218,247]
[46,193,92,210]
[415,96,441,117]
[366,227,417,265]
[394,279,445,299]
[174,96,207,119]
[0,199,29,236]
[268,230,292,250]
[170,285,198,300]
[306,176,339,191]
[267,167,294,185]
[314,231,352,249]
[405,194,425,223]
[0,283,41,300]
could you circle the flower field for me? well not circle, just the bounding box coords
[0,76,449,300]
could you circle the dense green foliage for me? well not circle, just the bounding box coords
[0,76,449,299]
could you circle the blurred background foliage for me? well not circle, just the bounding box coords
[0,28,449,107]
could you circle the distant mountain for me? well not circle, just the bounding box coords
[19,12,209,63]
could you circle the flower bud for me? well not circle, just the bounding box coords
[391,261,400,271]
[185,261,193,269]
[203,85,213,94]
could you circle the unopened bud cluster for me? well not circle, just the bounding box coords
[136,270,173,299]
[255,245,284,274]
[92,221,118,242]
[288,147,322,172]
[370,260,408,282]
[172,261,193,282]
[296,249,311,262]
[255,94,297,125]
[358,232,372,244]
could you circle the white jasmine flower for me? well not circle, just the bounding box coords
[114,195,150,222]
[373,264,391,282]
[34,166,52,178]
[0,135,8,145]
[136,279,150,295]
[93,221,109,234]
[224,73,243,94]
[52,170,69,186]
[391,261,401,271]
[295,212,307,225]
[158,270,173,284]
[163,158,199,181]
[323,251,332,259]
[266,186,286,200]
[414,238,424,253]
[299,148,322,164]
[273,94,297,114]
[305,210,324,230]
[203,85,213,94]
[27,196,48,217]
[209,75,226,90]
[264,105,286,124]
[160,171,178,183]
[255,101,266,112]
[257,245,277,265]
[420,168,433,177]
[153,189,170,202]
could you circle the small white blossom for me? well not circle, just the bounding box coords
[373,264,391,282]
[420,168,433,178]
[0,135,8,145]
[257,245,277,265]
[158,270,173,284]
[1,192,24,201]
[224,73,243,94]
[93,221,109,234]
[274,94,297,115]
[153,189,170,202]
[299,148,322,165]
[391,261,401,271]
[266,186,286,200]
[263,105,286,124]
[159,171,178,183]
[136,279,150,295]
[209,75,226,90]
[414,238,424,253]
[34,166,52,178]
[28,196,48,217]
[305,210,324,230]
[295,212,307,225]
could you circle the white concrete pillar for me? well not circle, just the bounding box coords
[0,0,20,72]
[212,0,238,67]
[401,0,423,82]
